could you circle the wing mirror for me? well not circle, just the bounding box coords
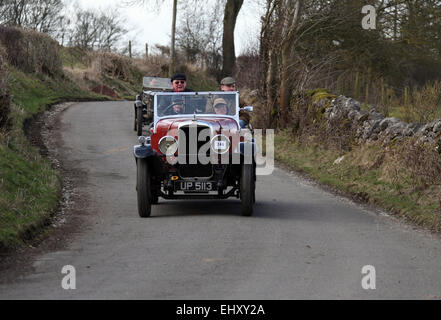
[242,106,254,112]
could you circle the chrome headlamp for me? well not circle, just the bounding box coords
[138,136,148,145]
[211,134,230,154]
[158,136,178,155]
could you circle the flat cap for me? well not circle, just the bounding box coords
[213,98,227,108]
[220,77,236,85]
[171,73,187,82]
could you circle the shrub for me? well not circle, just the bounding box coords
[0,43,11,131]
[396,138,441,187]
[407,81,441,123]
[235,51,261,90]
[0,26,62,76]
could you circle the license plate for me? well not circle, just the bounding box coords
[176,181,216,192]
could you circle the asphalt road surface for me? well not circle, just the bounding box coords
[1,101,441,299]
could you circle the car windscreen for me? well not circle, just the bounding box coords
[143,77,173,90]
[156,93,238,117]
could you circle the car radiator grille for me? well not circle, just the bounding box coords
[178,125,212,178]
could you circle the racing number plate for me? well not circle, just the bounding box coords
[176,181,216,192]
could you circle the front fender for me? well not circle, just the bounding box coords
[134,144,154,159]
[135,100,143,109]
[134,144,165,178]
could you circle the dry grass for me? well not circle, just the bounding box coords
[275,131,441,232]
[62,66,101,91]
[393,138,441,186]
[402,81,441,123]
[132,54,169,77]
[61,49,146,98]
[88,51,142,83]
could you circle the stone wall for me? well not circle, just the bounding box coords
[324,95,441,152]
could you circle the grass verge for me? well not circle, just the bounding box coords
[274,130,441,231]
[0,67,108,252]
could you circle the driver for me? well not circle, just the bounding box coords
[165,96,185,115]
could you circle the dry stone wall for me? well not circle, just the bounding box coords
[324,95,441,151]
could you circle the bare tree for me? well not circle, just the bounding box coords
[260,0,334,127]
[124,0,244,78]
[278,0,302,128]
[0,0,63,35]
[64,7,127,51]
[122,0,177,75]
[0,0,11,25]
[0,0,27,26]
[95,10,128,51]
[70,9,101,49]
[169,0,177,76]
[176,0,223,73]
[221,0,244,78]
[25,0,63,34]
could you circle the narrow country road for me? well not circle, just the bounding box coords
[1,101,441,299]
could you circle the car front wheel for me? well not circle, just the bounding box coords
[134,107,137,131]
[137,107,143,136]
[151,189,159,204]
[240,164,254,216]
[136,158,152,217]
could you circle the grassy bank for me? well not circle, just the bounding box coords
[0,64,108,252]
[0,129,60,251]
[274,130,441,231]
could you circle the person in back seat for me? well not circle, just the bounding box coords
[220,77,250,128]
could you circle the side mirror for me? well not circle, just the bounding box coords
[242,106,254,112]
[135,94,141,101]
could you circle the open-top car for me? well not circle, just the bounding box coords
[133,90,256,217]
[134,77,173,136]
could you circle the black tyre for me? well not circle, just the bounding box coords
[253,165,256,204]
[151,189,159,204]
[134,107,137,131]
[240,164,254,216]
[137,107,143,136]
[136,158,151,217]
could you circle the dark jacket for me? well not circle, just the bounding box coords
[174,88,194,92]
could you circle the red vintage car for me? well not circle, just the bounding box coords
[133,90,256,217]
